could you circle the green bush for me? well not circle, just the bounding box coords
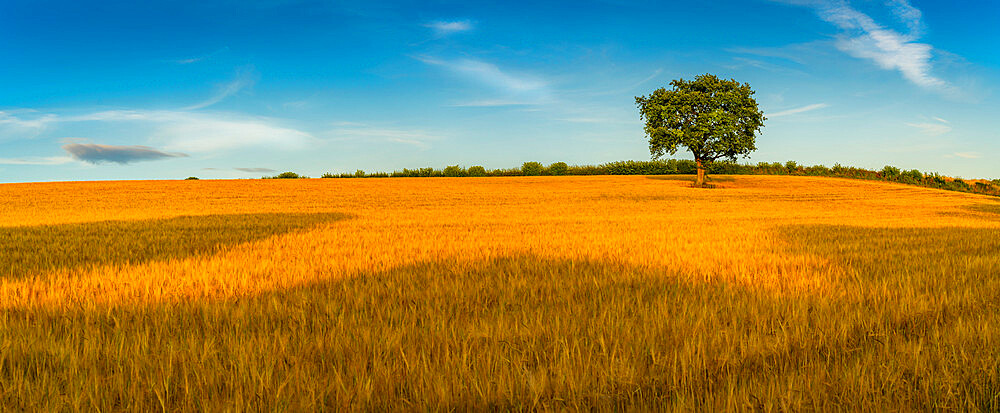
[321,173,335,178]
[184,176,199,180]
[548,162,569,176]
[443,165,467,177]
[521,161,544,176]
[785,161,799,173]
[271,172,302,179]
[676,160,698,174]
[567,165,606,175]
[805,165,830,176]
[468,166,487,177]
[881,165,901,179]
[707,161,746,175]
[900,169,923,184]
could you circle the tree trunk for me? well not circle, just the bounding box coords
[695,158,706,187]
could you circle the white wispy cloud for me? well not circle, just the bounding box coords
[0,156,75,165]
[416,56,550,106]
[74,110,312,152]
[424,20,474,36]
[417,57,547,93]
[183,66,258,110]
[0,111,58,140]
[779,0,950,92]
[906,120,952,136]
[447,100,539,107]
[174,47,230,64]
[769,103,830,118]
[951,152,980,159]
[327,123,441,149]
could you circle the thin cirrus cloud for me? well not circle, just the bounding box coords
[951,152,980,159]
[424,20,474,36]
[73,110,313,153]
[183,66,258,110]
[768,103,830,118]
[327,122,441,149]
[0,156,75,165]
[0,111,58,140]
[234,167,276,173]
[906,119,952,136]
[416,56,550,106]
[777,0,950,92]
[62,143,188,164]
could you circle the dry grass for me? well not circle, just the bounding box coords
[0,175,998,410]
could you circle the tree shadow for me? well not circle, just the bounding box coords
[645,175,735,183]
[0,212,349,280]
[4,223,1000,410]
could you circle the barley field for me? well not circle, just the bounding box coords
[1,175,998,410]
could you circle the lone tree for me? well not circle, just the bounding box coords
[636,74,765,187]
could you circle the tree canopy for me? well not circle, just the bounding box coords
[636,74,765,186]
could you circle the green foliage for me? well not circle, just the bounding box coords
[265,172,305,179]
[443,165,467,177]
[706,160,746,175]
[185,176,199,180]
[321,173,335,178]
[881,166,901,178]
[313,160,999,198]
[566,165,605,175]
[548,162,569,176]
[900,169,923,184]
[521,161,544,176]
[676,159,698,174]
[603,160,677,175]
[805,165,830,176]
[636,74,764,164]
[468,166,487,177]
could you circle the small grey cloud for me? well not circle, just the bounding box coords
[234,167,276,173]
[62,143,188,164]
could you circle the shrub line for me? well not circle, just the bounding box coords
[269,160,999,198]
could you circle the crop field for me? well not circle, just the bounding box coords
[1,175,999,410]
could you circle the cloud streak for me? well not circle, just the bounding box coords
[328,123,441,149]
[0,111,57,140]
[769,103,830,118]
[62,143,188,164]
[183,66,258,110]
[780,0,950,91]
[234,167,276,173]
[416,56,550,106]
[424,20,473,36]
[906,119,952,136]
[74,110,313,152]
[0,156,75,165]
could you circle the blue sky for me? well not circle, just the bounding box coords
[1,0,998,182]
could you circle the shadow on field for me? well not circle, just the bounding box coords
[0,212,349,280]
[645,175,736,183]
[5,241,1000,410]
[781,224,1000,281]
[963,203,1000,216]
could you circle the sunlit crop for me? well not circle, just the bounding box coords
[1,175,998,410]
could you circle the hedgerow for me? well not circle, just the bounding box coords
[311,160,998,197]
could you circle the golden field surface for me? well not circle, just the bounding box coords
[1,175,999,410]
